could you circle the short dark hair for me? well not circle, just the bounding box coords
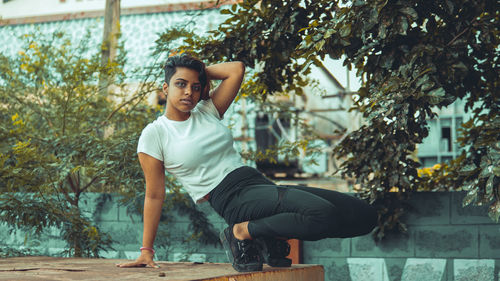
[163,54,209,101]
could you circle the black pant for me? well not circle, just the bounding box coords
[209,166,377,241]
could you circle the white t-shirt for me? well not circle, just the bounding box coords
[137,99,245,203]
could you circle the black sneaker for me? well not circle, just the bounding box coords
[255,237,292,267]
[220,226,263,272]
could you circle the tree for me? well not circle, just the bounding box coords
[0,30,145,257]
[163,0,498,239]
[0,29,220,257]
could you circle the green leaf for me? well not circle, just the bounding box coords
[340,24,351,38]
[463,190,477,207]
[493,166,500,177]
[485,175,494,196]
[324,29,336,39]
[428,87,446,104]
[488,200,500,222]
[400,7,418,20]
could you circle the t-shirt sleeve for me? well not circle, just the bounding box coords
[137,123,164,162]
[197,99,223,120]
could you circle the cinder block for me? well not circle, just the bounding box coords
[303,238,350,260]
[4,229,26,246]
[45,238,66,249]
[415,226,478,258]
[401,258,446,281]
[116,202,143,223]
[123,250,140,260]
[451,191,492,224]
[197,201,225,224]
[403,192,450,225]
[0,223,12,241]
[167,222,191,240]
[47,247,67,257]
[99,250,119,259]
[479,225,500,258]
[80,193,119,222]
[193,242,223,255]
[97,221,142,247]
[173,253,206,262]
[351,231,414,258]
[347,258,389,281]
[205,253,227,263]
[117,204,142,223]
[384,258,406,281]
[454,259,495,281]
[309,257,349,281]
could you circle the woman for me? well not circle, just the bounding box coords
[117,54,377,272]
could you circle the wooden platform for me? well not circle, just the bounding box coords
[0,256,324,281]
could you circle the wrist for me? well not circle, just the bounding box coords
[140,247,155,255]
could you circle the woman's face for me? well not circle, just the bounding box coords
[163,67,202,121]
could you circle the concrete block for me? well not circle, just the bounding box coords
[0,223,13,242]
[5,229,27,246]
[45,237,67,249]
[173,253,206,263]
[308,257,350,281]
[205,253,227,263]
[351,232,413,258]
[384,258,406,281]
[97,221,142,247]
[47,247,67,257]
[401,258,446,281]
[193,243,223,255]
[123,250,140,260]
[347,258,390,281]
[479,225,500,258]
[197,201,225,224]
[454,259,495,281]
[80,193,119,222]
[117,202,143,223]
[167,222,191,240]
[451,191,492,224]
[404,192,450,226]
[99,250,120,259]
[303,238,350,260]
[415,226,478,258]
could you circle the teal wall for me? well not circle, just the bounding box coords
[2,191,499,281]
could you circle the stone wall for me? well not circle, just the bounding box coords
[2,191,499,281]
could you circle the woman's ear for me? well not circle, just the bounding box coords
[201,82,210,100]
[162,82,169,95]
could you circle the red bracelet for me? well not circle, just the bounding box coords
[140,247,155,255]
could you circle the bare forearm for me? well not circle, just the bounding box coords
[206,61,245,81]
[142,196,164,248]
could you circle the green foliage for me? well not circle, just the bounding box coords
[159,0,499,239]
[0,246,41,258]
[0,30,154,257]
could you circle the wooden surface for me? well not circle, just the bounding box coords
[0,256,324,281]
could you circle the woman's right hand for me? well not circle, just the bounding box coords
[116,251,160,268]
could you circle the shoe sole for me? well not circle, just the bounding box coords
[219,228,263,272]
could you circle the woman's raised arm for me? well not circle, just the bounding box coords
[117,153,165,268]
[206,61,245,118]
